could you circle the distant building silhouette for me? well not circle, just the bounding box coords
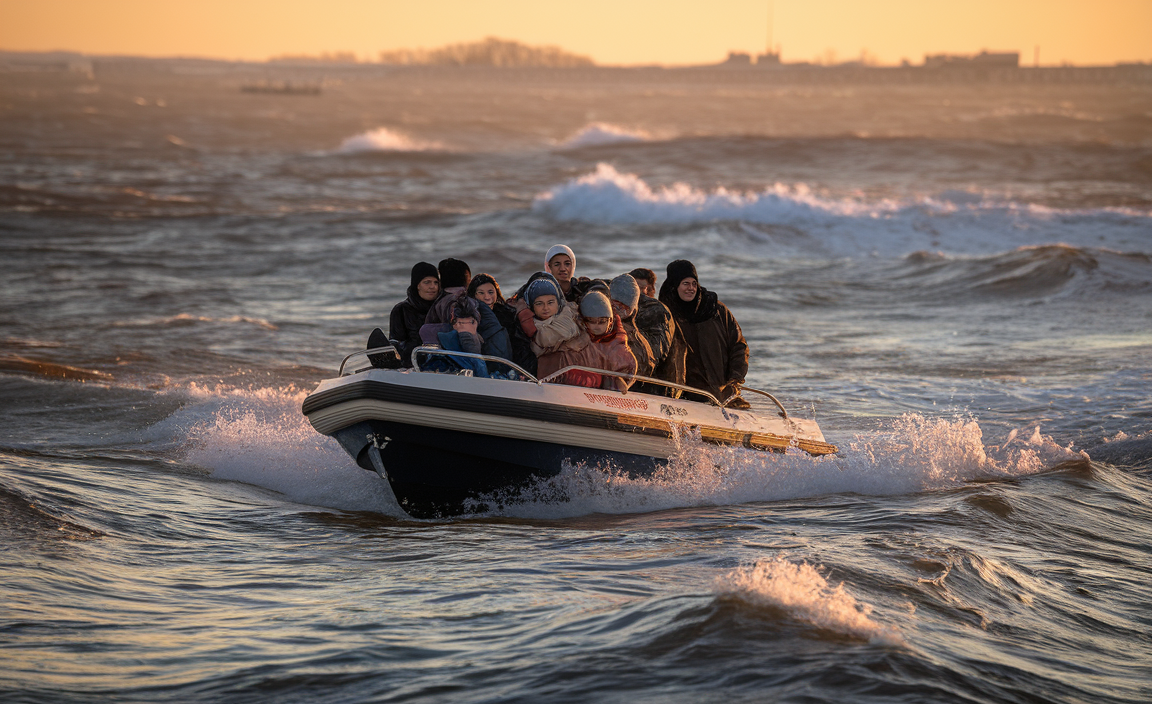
[721,52,753,67]
[925,51,1019,68]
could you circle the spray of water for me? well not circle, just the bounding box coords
[717,555,903,645]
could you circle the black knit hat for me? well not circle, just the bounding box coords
[410,261,439,289]
[665,260,698,289]
[437,258,471,289]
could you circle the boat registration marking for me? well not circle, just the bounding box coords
[583,392,649,411]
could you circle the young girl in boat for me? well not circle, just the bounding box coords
[516,277,600,388]
[468,273,537,376]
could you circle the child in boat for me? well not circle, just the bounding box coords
[430,304,489,377]
[469,273,537,376]
[579,290,638,392]
[516,277,600,388]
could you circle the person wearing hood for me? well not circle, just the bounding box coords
[388,262,440,366]
[469,273,537,376]
[581,289,638,392]
[516,276,600,388]
[421,258,512,364]
[658,260,750,408]
[545,244,596,303]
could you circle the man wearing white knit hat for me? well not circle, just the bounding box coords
[545,244,594,303]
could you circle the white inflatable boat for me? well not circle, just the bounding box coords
[302,346,837,518]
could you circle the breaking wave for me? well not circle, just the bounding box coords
[533,163,892,224]
[558,122,652,149]
[336,127,443,153]
[532,163,1152,256]
[717,556,902,645]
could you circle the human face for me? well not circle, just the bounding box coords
[417,276,440,301]
[636,278,655,298]
[473,283,497,308]
[584,316,610,337]
[531,295,559,320]
[547,255,573,286]
[677,277,698,302]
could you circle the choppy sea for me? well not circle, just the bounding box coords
[2,64,1151,702]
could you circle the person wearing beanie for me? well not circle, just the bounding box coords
[422,258,512,364]
[386,261,442,366]
[608,274,656,381]
[437,257,471,290]
[545,244,596,303]
[615,270,683,397]
[580,290,638,392]
[658,260,749,408]
[469,273,537,376]
[512,274,599,388]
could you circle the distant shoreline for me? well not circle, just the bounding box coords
[3,50,1150,86]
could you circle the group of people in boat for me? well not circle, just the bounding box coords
[377,244,751,408]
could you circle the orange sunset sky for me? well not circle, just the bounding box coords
[1,0,1149,66]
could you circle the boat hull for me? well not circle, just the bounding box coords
[332,419,662,518]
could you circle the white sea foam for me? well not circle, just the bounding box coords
[558,122,652,149]
[532,164,1152,256]
[152,383,400,514]
[336,127,442,153]
[484,414,1086,519]
[718,555,903,645]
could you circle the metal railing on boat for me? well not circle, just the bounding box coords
[339,345,788,418]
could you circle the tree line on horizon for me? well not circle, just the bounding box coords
[271,37,595,68]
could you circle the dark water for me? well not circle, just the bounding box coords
[2,65,1151,702]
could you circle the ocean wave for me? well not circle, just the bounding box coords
[533,163,895,224]
[532,164,1152,256]
[717,556,902,645]
[472,414,1085,519]
[557,122,653,149]
[336,127,443,153]
[897,245,1152,300]
[0,354,114,383]
[111,313,279,331]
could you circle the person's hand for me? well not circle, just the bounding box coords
[516,307,537,336]
[453,317,479,335]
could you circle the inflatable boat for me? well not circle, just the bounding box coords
[302,346,838,518]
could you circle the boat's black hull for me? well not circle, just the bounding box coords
[332,420,664,518]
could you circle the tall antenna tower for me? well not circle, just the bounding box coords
[767,0,774,55]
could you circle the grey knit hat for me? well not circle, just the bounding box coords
[579,290,613,319]
[608,274,640,314]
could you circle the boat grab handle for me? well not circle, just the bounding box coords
[412,346,539,382]
[538,366,726,405]
[730,384,788,418]
[339,345,400,376]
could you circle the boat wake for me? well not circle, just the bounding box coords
[156,383,400,513]
[467,414,1086,519]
